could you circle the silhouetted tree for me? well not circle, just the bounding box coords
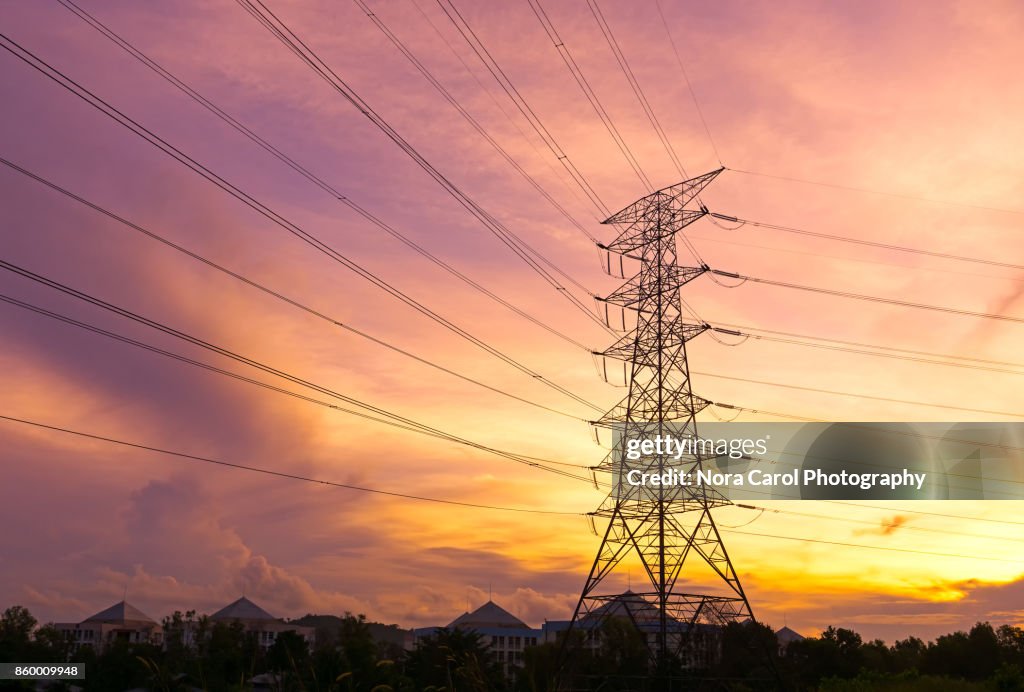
[714,619,783,686]
[405,627,505,691]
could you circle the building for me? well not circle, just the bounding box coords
[543,591,725,670]
[410,600,543,675]
[210,596,315,649]
[775,625,805,653]
[55,600,162,651]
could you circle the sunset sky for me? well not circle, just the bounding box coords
[1,0,1022,644]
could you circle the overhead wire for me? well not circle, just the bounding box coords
[7,412,1021,562]
[710,322,1024,378]
[232,0,607,323]
[0,32,601,412]
[726,167,1024,217]
[0,157,589,420]
[524,0,654,192]
[709,267,1024,326]
[729,503,1024,544]
[708,211,1024,275]
[350,0,598,243]
[55,0,593,352]
[12,3,1021,570]
[827,501,1024,527]
[585,0,687,179]
[714,322,1024,371]
[0,286,593,480]
[723,528,1022,564]
[710,401,1024,466]
[688,231,1024,286]
[431,0,612,218]
[695,369,1024,419]
[0,414,586,515]
[405,0,600,222]
[651,0,722,167]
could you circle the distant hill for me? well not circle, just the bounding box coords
[291,614,408,648]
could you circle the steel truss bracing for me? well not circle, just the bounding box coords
[560,169,753,686]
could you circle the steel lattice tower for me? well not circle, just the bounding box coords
[561,169,752,684]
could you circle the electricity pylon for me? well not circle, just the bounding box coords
[560,169,752,685]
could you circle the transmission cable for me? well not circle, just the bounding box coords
[709,268,1024,326]
[584,0,687,179]
[709,211,1024,274]
[714,322,1024,371]
[0,32,601,412]
[232,0,608,320]
[710,401,1024,467]
[726,167,1024,217]
[0,157,589,420]
[724,528,1022,564]
[730,503,1024,545]
[0,265,595,479]
[351,0,597,243]
[525,0,654,192]
[54,0,591,352]
[431,0,611,218]
[0,414,586,515]
[405,0,599,222]
[709,323,1024,378]
[653,0,722,166]
[695,369,1024,419]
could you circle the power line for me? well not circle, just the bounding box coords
[695,370,1024,419]
[405,0,600,222]
[524,0,654,192]
[0,32,601,411]
[0,291,590,477]
[827,500,1024,527]
[714,322,1024,371]
[708,211,1024,275]
[709,268,1024,327]
[705,402,1024,527]
[228,0,609,318]
[724,527,1022,564]
[431,0,612,218]
[0,266,594,480]
[689,231,1024,286]
[585,0,687,179]
[732,504,1024,543]
[350,0,598,243]
[711,400,1024,468]
[8,410,1020,560]
[709,324,1024,378]
[727,166,1024,217]
[55,0,592,352]
[0,414,585,515]
[652,0,722,166]
[0,157,590,420]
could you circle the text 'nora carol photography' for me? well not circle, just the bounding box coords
[612,421,1024,500]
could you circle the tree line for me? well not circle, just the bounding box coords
[2,604,1023,690]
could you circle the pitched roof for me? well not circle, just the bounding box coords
[583,591,666,626]
[447,601,528,630]
[210,596,278,623]
[84,601,157,625]
[775,626,805,644]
